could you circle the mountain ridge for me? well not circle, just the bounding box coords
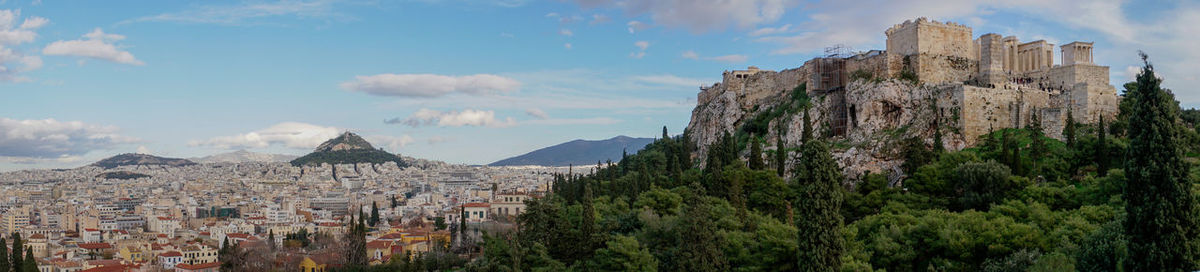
[290,132,408,167]
[489,136,655,167]
[91,153,197,169]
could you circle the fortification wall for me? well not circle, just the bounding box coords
[845,52,891,80]
[946,84,1066,145]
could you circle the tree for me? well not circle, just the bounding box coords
[678,194,728,272]
[344,213,368,268]
[583,235,658,271]
[20,248,34,272]
[749,135,765,170]
[0,237,8,272]
[662,126,670,140]
[580,180,598,252]
[391,194,398,208]
[434,217,447,230]
[802,105,813,144]
[268,230,276,251]
[776,127,787,177]
[793,141,844,271]
[1097,114,1108,176]
[1065,108,1077,149]
[953,161,1014,211]
[1123,53,1197,271]
[1028,109,1046,176]
[11,233,21,271]
[370,201,380,227]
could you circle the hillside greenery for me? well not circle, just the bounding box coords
[289,149,407,167]
[464,58,1200,271]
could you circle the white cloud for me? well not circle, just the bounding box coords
[427,136,451,145]
[707,54,748,63]
[188,122,342,150]
[634,40,650,50]
[340,73,520,98]
[524,117,621,126]
[590,14,610,25]
[748,24,791,36]
[632,74,711,87]
[626,20,649,33]
[43,28,145,65]
[681,50,698,59]
[122,0,352,26]
[580,0,794,33]
[365,134,414,152]
[0,118,139,158]
[525,108,548,119]
[564,43,572,49]
[0,9,45,82]
[678,50,747,63]
[630,41,649,59]
[136,145,151,154]
[386,108,516,128]
[559,28,574,37]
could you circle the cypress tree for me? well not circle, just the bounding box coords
[1012,145,1023,177]
[370,201,380,227]
[776,123,787,177]
[0,237,9,272]
[749,135,765,170]
[580,180,596,252]
[1065,107,1077,149]
[1000,129,1013,168]
[794,141,844,271]
[268,230,276,251]
[11,233,21,271]
[662,126,670,141]
[1028,109,1046,176]
[678,191,728,271]
[1097,114,1108,176]
[1123,54,1197,271]
[20,248,33,272]
[802,105,813,144]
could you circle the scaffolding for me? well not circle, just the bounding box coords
[815,45,851,136]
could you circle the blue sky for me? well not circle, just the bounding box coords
[1,0,1197,170]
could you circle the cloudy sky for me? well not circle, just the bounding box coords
[1,0,1196,171]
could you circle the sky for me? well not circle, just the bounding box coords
[1,0,1197,171]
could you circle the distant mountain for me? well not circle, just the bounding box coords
[490,136,656,167]
[192,150,298,163]
[91,153,197,169]
[290,132,408,167]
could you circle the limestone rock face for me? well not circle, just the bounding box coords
[687,78,957,184]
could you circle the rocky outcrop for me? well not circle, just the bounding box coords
[686,77,960,184]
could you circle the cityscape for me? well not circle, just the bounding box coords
[3,1,1200,271]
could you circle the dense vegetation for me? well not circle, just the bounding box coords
[466,57,1200,271]
[289,149,407,167]
[95,171,151,180]
[90,153,196,169]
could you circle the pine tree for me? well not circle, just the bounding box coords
[1123,54,1198,271]
[794,141,844,272]
[0,237,9,272]
[1097,114,1108,176]
[11,233,21,271]
[749,135,765,170]
[20,248,33,272]
[370,201,380,227]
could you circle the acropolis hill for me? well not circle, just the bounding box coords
[685,17,1120,180]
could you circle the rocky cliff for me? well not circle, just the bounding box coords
[686,77,958,184]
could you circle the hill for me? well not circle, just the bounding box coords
[290,132,408,167]
[489,136,655,167]
[192,150,298,163]
[91,153,197,169]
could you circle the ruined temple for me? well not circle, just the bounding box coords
[687,18,1120,181]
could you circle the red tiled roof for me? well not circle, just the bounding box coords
[78,243,112,250]
[176,262,221,270]
[160,251,181,257]
[463,203,490,208]
[366,240,392,249]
